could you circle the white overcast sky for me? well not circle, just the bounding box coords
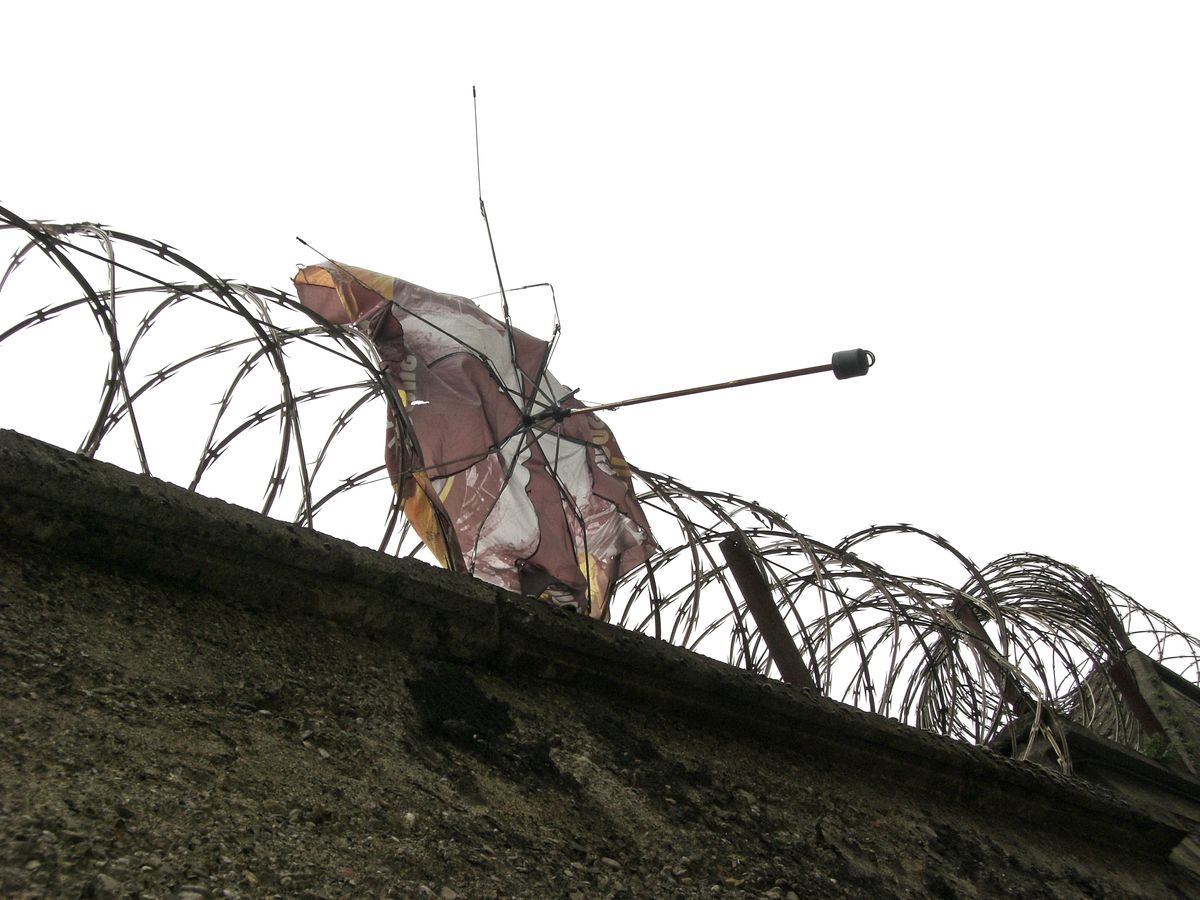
[5,3,1199,633]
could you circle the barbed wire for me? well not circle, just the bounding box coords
[3,206,1196,772]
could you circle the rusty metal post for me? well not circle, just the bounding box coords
[949,598,1035,717]
[720,535,817,691]
[1084,577,1167,737]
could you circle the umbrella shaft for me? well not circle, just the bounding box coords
[557,361,835,419]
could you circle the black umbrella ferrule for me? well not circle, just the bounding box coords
[831,348,875,380]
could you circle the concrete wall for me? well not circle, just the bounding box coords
[2,429,1197,899]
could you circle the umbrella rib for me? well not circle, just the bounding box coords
[465,427,533,573]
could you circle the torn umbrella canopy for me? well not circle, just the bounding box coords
[294,262,657,618]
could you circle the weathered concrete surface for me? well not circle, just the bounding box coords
[0,430,499,665]
[2,428,1198,898]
